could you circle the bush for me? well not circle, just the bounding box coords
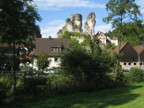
[47,75,79,94]
[47,74,117,94]
[0,75,13,103]
[128,68,144,83]
[19,76,48,97]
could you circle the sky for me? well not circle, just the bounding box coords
[33,0,144,38]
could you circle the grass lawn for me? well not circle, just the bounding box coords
[2,83,144,108]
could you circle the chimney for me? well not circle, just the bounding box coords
[49,36,52,39]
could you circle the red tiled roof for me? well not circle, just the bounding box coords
[134,45,144,54]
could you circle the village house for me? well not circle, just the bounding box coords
[96,32,107,44]
[95,31,118,46]
[0,38,69,73]
[114,42,144,70]
[107,37,118,46]
[1,36,143,72]
[134,45,144,69]
[32,37,69,73]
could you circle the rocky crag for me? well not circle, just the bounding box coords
[57,12,96,38]
[84,12,96,38]
[57,14,82,37]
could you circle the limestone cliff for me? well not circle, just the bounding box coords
[57,12,96,39]
[57,14,82,37]
[84,12,96,38]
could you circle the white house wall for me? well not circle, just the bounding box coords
[31,58,38,70]
[48,57,61,69]
[28,57,61,71]
[98,35,107,44]
[111,40,118,46]
[106,36,118,46]
[120,62,144,70]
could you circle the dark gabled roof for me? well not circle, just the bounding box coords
[114,42,128,53]
[33,38,69,56]
[134,45,144,54]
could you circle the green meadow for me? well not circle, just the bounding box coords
[2,83,144,108]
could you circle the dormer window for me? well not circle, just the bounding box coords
[52,47,62,52]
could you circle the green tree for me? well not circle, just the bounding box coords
[107,20,144,46]
[61,40,110,83]
[37,53,49,72]
[0,0,41,70]
[103,0,141,31]
[0,0,41,44]
[0,0,41,103]
[61,44,89,80]
[60,31,82,38]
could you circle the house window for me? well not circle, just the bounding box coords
[52,47,61,52]
[58,48,61,51]
[128,63,131,65]
[52,48,56,52]
[134,63,136,65]
[124,63,126,65]
[140,63,142,65]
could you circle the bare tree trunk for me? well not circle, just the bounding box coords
[13,40,16,108]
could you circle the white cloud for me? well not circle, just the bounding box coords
[34,0,105,10]
[95,24,112,33]
[41,20,65,38]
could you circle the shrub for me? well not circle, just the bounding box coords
[20,76,48,97]
[66,18,71,23]
[128,68,144,83]
[0,75,13,103]
[47,75,78,94]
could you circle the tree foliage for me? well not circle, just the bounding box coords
[37,53,49,71]
[103,0,142,29]
[0,0,41,99]
[129,68,144,82]
[0,75,13,103]
[0,0,41,47]
[60,31,82,38]
[107,20,144,46]
[61,41,110,83]
[0,0,41,71]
